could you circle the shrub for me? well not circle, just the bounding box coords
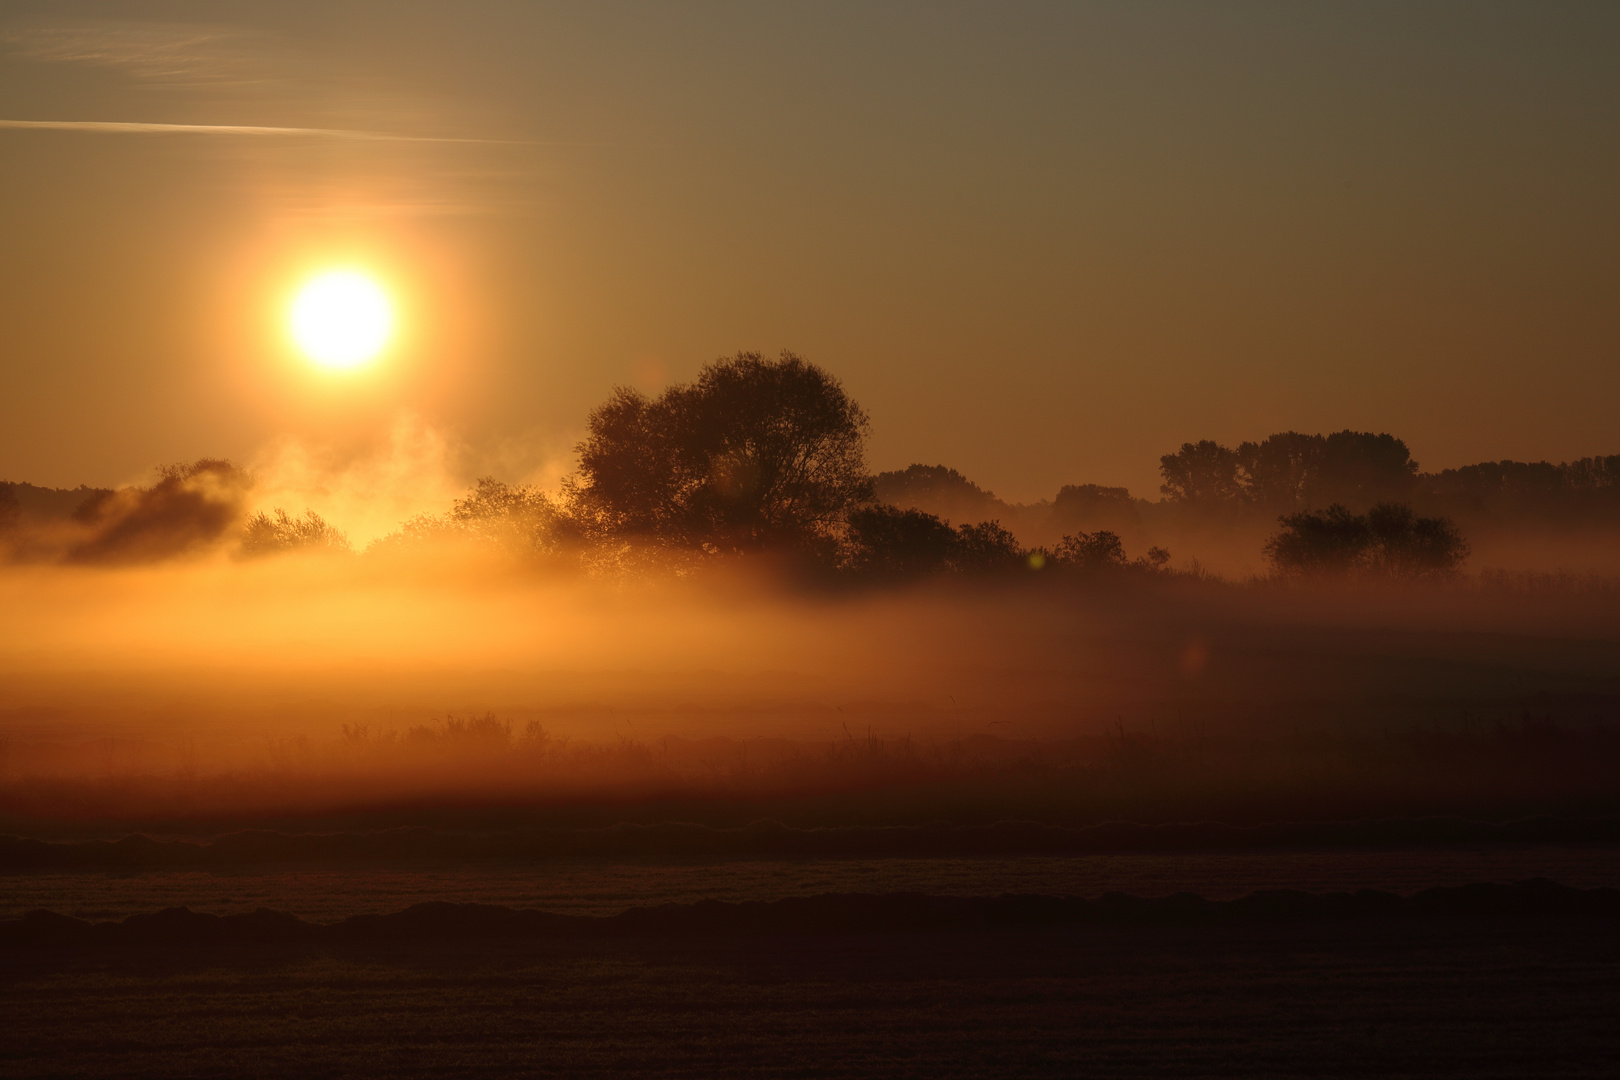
[843,504,961,578]
[1265,502,1467,579]
[951,520,1024,573]
[1053,530,1128,570]
[241,508,351,557]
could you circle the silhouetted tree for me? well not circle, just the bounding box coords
[574,351,872,552]
[1234,431,1320,512]
[843,507,1025,578]
[1053,530,1128,570]
[872,464,1005,524]
[1050,483,1139,531]
[1265,502,1466,578]
[952,520,1023,573]
[1422,454,1620,523]
[843,504,960,577]
[1163,431,1419,515]
[1051,530,1170,573]
[1159,440,1243,505]
[1264,504,1369,574]
[1310,431,1418,507]
[1137,545,1173,570]
[1363,502,1470,579]
[0,483,18,534]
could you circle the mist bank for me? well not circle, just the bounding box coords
[1,553,1615,829]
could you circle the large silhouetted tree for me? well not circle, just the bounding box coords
[1310,431,1418,507]
[574,351,872,551]
[1159,440,1243,505]
[1235,431,1321,512]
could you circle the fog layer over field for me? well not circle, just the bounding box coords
[3,356,1618,827]
[2,547,1616,827]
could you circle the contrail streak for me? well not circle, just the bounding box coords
[0,119,509,143]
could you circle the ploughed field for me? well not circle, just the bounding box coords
[4,846,1620,923]
[3,884,1619,1079]
[4,838,1620,1078]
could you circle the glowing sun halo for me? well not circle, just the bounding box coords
[290,271,393,369]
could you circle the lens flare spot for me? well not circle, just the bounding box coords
[290,271,393,370]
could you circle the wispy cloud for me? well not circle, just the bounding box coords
[3,21,286,87]
[0,119,509,143]
[0,18,558,217]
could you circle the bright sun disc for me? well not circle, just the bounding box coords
[290,271,393,369]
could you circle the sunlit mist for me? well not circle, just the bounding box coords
[290,271,393,370]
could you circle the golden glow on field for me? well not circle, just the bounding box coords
[290,271,393,369]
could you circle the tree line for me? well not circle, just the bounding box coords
[9,349,1614,579]
[373,351,1169,580]
[363,352,1457,580]
[1158,433,1620,522]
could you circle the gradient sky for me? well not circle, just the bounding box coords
[2,1,1617,502]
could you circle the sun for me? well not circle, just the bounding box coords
[290,270,394,370]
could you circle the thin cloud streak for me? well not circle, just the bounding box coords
[0,118,524,143]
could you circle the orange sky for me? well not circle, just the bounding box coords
[1,1,1617,502]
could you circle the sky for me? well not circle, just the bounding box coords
[1,1,1617,503]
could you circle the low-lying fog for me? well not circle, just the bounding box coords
[2,547,1616,824]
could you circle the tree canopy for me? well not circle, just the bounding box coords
[574,351,872,552]
[1264,502,1468,579]
[1160,431,1418,513]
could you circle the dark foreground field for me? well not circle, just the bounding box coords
[2,573,1616,1076]
[4,883,1619,1079]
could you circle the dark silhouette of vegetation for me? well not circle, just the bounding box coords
[843,505,1024,578]
[953,520,1024,573]
[67,460,248,565]
[0,483,17,533]
[1161,431,1417,513]
[1422,454,1620,523]
[1265,502,1468,579]
[843,505,959,577]
[1159,439,1245,507]
[1051,530,1170,573]
[872,465,1007,524]
[1054,529,1127,569]
[241,509,350,557]
[1051,483,1140,532]
[573,351,871,553]
[4,353,1616,578]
